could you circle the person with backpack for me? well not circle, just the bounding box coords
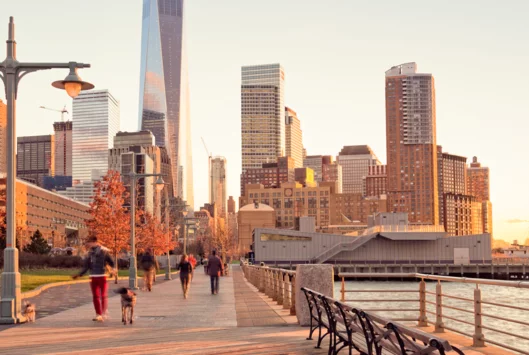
[140,248,158,292]
[73,235,115,322]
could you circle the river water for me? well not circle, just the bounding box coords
[334,281,529,354]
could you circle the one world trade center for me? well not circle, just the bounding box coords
[138,0,194,207]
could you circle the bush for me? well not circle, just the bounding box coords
[0,252,83,269]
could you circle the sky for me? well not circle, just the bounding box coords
[1,0,528,242]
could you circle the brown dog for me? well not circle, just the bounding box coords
[23,301,36,322]
[115,288,136,325]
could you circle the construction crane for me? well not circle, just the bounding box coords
[40,105,69,122]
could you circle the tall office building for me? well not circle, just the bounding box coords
[16,135,54,187]
[138,0,194,208]
[437,146,467,226]
[285,107,303,168]
[467,156,492,236]
[53,121,73,177]
[241,63,285,173]
[72,90,120,183]
[385,63,439,224]
[337,145,380,195]
[0,99,6,177]
[210,156,227,218]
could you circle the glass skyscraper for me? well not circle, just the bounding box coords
[138,0,194,207]
[72,89,120,183]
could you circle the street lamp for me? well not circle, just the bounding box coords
[128,171,164,290]
[0,17,93,324]
[153,177,173,281]
[182,209,189,255]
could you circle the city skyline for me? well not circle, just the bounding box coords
[1,1,528,241]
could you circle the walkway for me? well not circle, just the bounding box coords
[0,266,326,355]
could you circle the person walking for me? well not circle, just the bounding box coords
[207,250,224,295]
[140,248,158,292]
[73,235,115,322]
[177,254,193,299]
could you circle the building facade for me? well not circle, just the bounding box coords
[337,145,380,195]
[285,107,303,168]
[210,156,227,218]
[228,196,236,214]
[241,63,285,173]
[240,156,295,196]
[467,156,492,236]
[322,162,343,193]
[385,62,439,224]
[0,100,6,177]
[437,147,467,226]
[443,193,483,236]
[330,193,388,225]
[365,165,387,197]
[16,135,54,187]
[237,203,276,254]
[53,121,73,177]
[72,90,120,183]
[303,155,332,182]
[120,151,154,214]
[138,0,194,207]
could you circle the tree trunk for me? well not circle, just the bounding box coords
[114,252,118,284]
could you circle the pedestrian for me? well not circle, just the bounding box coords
[177,254,193,299]
[203,257,209,275]
[140,248,158,292]
[73,235,115,322]
[207,250,224,295]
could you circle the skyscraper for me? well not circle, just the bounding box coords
[72,89,120,183]
[16,135,54,187]
[467,156,492,236]
[138,0,193,206]
[337,145,380,195]
[241,63,285,172]
[385,63,439,224]
[285,107,303,168]
[210,157,227,218]
[53,121,72,177]
[437,146,467,226]
[0,99,6,177]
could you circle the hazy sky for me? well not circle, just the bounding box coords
[2,0,528,242]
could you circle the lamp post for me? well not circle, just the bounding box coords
[128,172,164,290]
[0,17,93,324]
[182,209,189,255]
[156,183,172,280]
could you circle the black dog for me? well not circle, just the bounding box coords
[114,288,137,325]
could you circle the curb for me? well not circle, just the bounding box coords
[21,270,180,300]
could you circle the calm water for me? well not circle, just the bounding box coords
[334,281,529,354]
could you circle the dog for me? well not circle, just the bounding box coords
[114,287,136,325]
[23,301,36,322]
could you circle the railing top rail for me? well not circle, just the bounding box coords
[338,272,529,288]
[244,264,296,275]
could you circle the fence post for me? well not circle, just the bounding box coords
[418,279,428,327]
[283,273,290,309]
[435,281,444,332]
[341,277,345,302]
[277,271,283,304]
[259,268,265,292]
[473,286,485,347]
[290,274,296,315]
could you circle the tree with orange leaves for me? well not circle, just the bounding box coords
[86,170,130,283]
[136,210,176,257]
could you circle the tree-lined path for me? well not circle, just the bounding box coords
[0,266,326,354]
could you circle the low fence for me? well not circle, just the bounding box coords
[242,264,296,316]
[339,272,529,354]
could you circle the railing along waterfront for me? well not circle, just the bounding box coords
[339,272,529,354]
[242,264,296,315]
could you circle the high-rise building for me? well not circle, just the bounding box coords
[385,62,439,224]
[139,0,194,207]
[285,107,303,168]
[0,99,6,177]
[227,196,236,214]
[467,156,492,236]
[241,63,285,173]
[443,193,483,236]
[121,151,154,214]
[72,90,120,183]
[303,155,332,182]
[437,146,467,226]
[53,121,73,177]
[365,165,387,198]
[337,145,380,195]
[322,162,343,193]
[210,156,227,218]
[16,135,54,187]
[240,156,295,196]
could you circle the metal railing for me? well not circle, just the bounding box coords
[359,224,446,236]
[339,272,529,354]
[242,264,296,315]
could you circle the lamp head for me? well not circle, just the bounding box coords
[52,64,94,98]
[155,176,165,192]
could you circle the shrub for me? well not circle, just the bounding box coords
[0,253,83,269]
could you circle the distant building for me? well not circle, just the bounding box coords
[43,175,73,192]
[303,155,332,182]
[240,156,295,196]
[285,107,303,168]
[16,134,54,187]
[0,99,6,176]
[386,63,439,224]
[72,89,120,183]
[443,193,483,236]
[337,145,380,195]
[467,156,492,236]
[237,203,276,254]
[120,151,154,214]
[141,109,166,148]
[210,157,227,217]
[58,170,102,204]
[294,167,315,187]
[437,147,467,226]
[53,121,73,177]
[322,162,343,193]
[228,196,236,214]
[364,165,386,197]
[330,193,387,225]
[241,63,285,173]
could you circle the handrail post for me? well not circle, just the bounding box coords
[277,271,283,304]
[341,276,345,302]
[283,273,290,309]
[418,279,428,327]
[272,270,278,301]
[435,281,444,332]
[290,274,296,315]
[259,267,265,292]
[473,286,485,347]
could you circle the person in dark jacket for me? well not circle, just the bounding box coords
[177,254,193,299]
[73,235,115,322]
[140,249,158,292]
[207,250,224,295]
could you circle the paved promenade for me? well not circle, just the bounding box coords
[0,266,326,354]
